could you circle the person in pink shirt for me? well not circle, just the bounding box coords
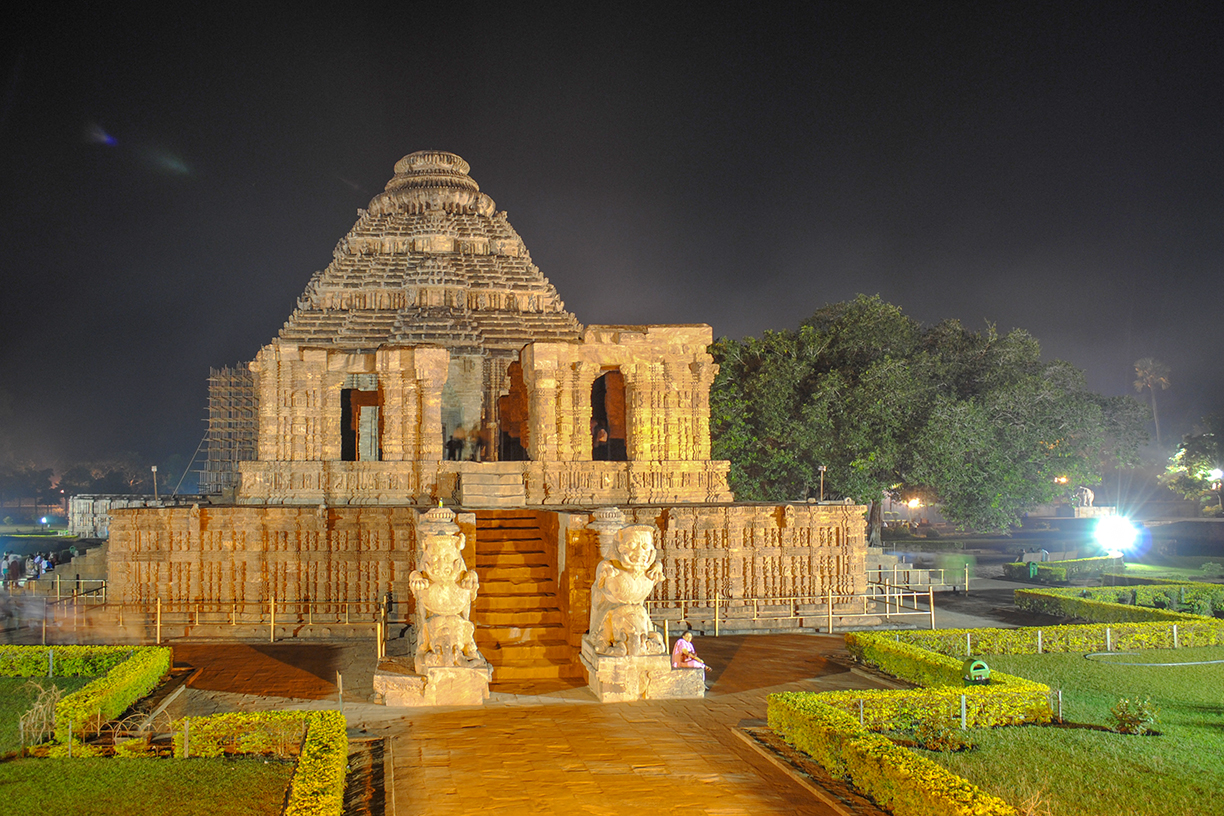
[671,632,706,669]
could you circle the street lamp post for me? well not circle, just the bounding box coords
[151,465,158,502]
[817,465,826,502]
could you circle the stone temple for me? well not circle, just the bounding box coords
[107,151,867,689]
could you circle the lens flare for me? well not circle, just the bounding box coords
[1095,516,1137,555]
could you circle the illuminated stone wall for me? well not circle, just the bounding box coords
[106,505,418,608]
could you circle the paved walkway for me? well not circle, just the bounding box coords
[166,634,895,815]
[161,583,1048,815]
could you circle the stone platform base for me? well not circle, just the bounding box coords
[373,657,492,707]
[580,636,705,702]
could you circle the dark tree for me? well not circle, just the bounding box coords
[710,295,1147,541]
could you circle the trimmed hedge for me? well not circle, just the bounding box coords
[172,711,347,816]
[172,711,310,758]
[54,647,171,743]
[0,646,134,678]
[769,693,1017,816]
[1014,586,1224,624]
[284,711,348,816]
[886,620,1224,655]
[842,633,1051,728]
[1002,556,1121,584]
[1002,562,1066,583]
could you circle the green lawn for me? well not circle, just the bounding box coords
[0,676,94,754]
[915,647,1224,816]
[0,757,294,816]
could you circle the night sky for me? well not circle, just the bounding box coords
[2,3,1220,474]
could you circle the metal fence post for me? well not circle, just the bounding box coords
[928,587,935,630]
[270,596,276,643]
[714,595,720,637]
[826,590,833,634]
[156,598,162,645]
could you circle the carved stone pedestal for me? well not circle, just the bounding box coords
[580,636,705,703]
[373,657,492,707]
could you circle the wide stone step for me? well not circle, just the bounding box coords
[479,564,552,581]
[475,552,549,567]
[472,593,558,611]
[476,608,563,626]
[476,543,546,556]
[477,622,566,643]
[489,658,585,680]
[477,528,545,541]
[476,639,573,661]
[479,578,557,595]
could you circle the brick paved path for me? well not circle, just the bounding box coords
[167,634,895,815]
[383,634,892,816]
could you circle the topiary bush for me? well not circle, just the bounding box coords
[1110,697,1159,735]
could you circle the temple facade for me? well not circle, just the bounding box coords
[107,152,867,680]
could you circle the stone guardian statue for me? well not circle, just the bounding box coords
[589,524,667,657]
[409,530,486,671]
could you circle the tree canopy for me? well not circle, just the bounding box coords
[1162,414,1223,515]
[710,295,1148,534]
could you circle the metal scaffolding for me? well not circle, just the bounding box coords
[200,366,257,495]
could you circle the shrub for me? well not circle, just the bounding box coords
[1200,562,1224,577]
[914,719,975,752]
[1109,697,1159,735]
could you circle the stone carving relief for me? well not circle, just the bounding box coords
[409,506,487,672]
[588,508,666,657]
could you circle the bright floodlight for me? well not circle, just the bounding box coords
[1210,468,1223,481]
[1096,516,1138,555]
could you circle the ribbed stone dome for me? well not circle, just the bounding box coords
[373,150,495,217]
[278,151,581,355]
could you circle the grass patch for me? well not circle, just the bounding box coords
[913,646,1224,816]
[0,757,294,816]
[0,676,93,754]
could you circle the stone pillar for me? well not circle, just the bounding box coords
[412,348,449,501]
[572,361,600,461]
[523,347,560,462]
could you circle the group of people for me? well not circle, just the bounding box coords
[1,551,60,588]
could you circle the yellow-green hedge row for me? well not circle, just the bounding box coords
[172,710,310,758]
[769,692,1017,816]
[841,632,1052,728]
[0,645,133,678]
[1027,583,1224,615]
[1013,587,1224,625]
[55,647,171,743]
[171,711,346,816]
[889,619,1224,656]
[284,711,348,816]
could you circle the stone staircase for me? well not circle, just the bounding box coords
[471,510,581,686]
[866,550,955,591]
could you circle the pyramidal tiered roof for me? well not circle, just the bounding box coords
[279,151,582,354]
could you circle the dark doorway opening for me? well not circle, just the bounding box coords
[591,370,627,461]
[497,362,531,462]
[341,388,381,461]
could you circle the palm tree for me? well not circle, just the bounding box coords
[1133,357,1171,445]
